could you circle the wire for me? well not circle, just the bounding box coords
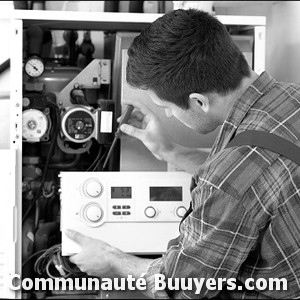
[34,244,84,278]
[93,148,108,171]
[86,145,103,171]
[42,185,55,198]
[45,259,56,279]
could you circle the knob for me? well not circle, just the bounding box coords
[85,180,102,197]
[176,206,187,218]
[85,205,102,222]
[144,206,156,218]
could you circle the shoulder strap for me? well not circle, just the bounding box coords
[226,130,300,166]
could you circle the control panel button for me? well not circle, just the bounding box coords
[144,206,156,218]
[122,205,131,209]
[176,206,187,218]
[122,211,131,215]
[112,205,121,209]
[85,205,102,222]
[113,211,121,216]
[85,180,102,197]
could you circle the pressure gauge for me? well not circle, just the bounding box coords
[24,56,45,78]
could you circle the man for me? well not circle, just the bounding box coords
[66,9,300,298]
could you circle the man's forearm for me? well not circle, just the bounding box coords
[110,247,164,298]
[163,144,210,174]
[110,247,153,279]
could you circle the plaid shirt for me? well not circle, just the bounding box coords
[144,72,300,299]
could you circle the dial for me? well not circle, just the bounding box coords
[176,206,187,218]
[85,205,102,222]
[84,180,103,198]
[144,206,157,218]
[24,56,45,78]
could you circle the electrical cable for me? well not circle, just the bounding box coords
[22,101,61,224]
[34,244,83,278]
[34,244,85,278]
[86,145,103,171]
[93,148,108,171]
[45,259,56,279]
[42,185,55,198]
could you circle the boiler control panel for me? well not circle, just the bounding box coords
[60,171,192,255]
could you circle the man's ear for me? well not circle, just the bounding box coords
[189,93,210,113]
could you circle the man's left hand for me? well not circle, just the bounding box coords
[65,229,117,277]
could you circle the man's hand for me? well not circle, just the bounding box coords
[118,100,209,173]
[118,102,175,161]
[65,229,155,282]
[66,229,118,277]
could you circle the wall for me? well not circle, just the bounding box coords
[215,1,300,83]
[214,1,274,16]
[266,1,300,82]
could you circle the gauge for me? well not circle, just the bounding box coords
[24,56,45,78]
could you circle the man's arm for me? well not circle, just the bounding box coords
[163,144,210,174]
[66,230,167,298]
[66,229,152,278]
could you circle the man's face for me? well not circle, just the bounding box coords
[146,90,217,134]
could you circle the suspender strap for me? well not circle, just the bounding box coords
[226,130,300,166]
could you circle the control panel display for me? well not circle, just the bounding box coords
[111,187,132,199]
[150,186,182,201]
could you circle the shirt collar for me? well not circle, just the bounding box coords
[210,71,276,155]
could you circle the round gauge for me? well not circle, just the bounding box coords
[24,56,45,78]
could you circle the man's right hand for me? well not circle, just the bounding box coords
[119,100,209,173]
[118,101,175,162]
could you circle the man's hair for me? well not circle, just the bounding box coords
[126,9,250,109]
